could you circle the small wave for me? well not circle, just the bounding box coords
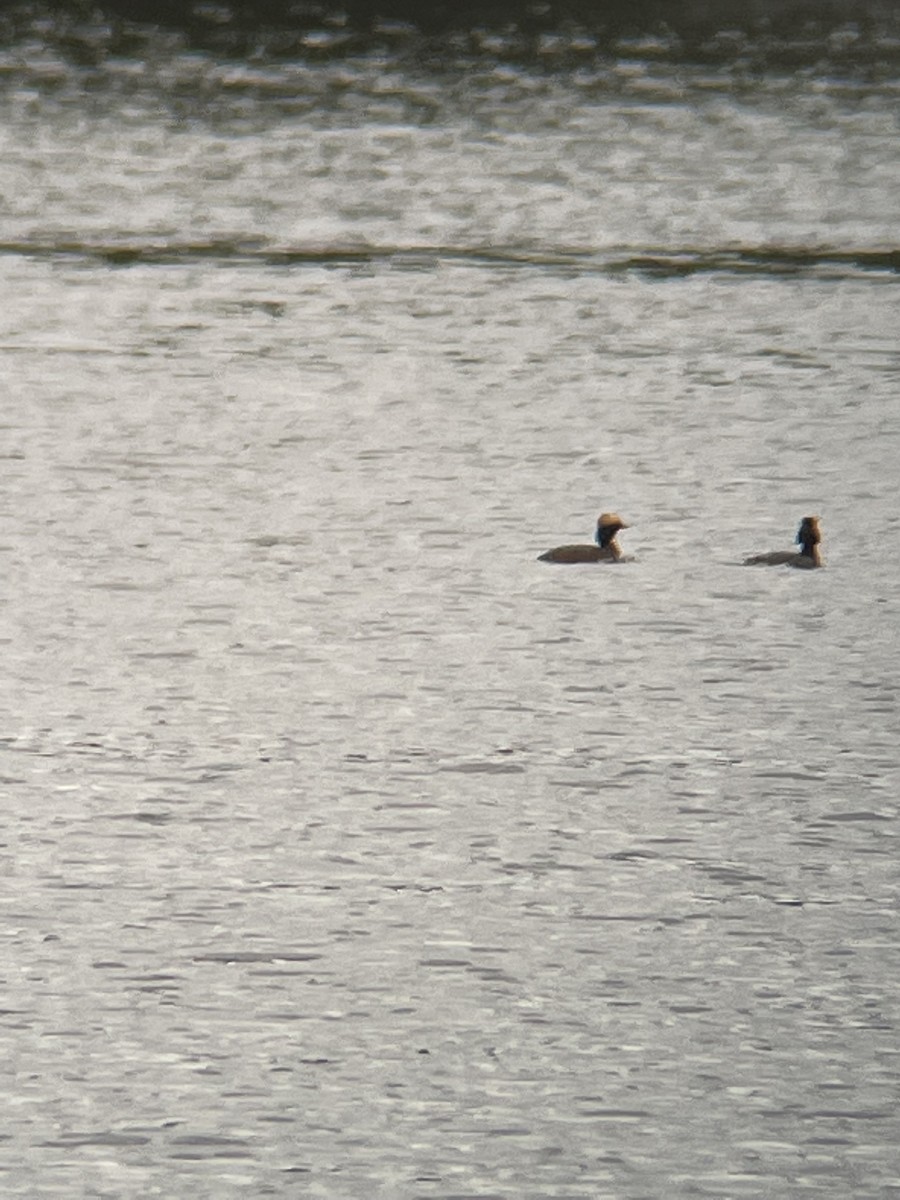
[1,238,897,279]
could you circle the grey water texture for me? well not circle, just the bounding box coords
[1,26,899,1200]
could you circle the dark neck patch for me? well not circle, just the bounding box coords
[796,519,820,552]
[596,523,620,549]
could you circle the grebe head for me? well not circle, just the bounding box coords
[594,512,629,548]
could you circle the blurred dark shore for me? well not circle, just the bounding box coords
[1,0,899,70]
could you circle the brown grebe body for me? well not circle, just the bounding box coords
[538,513,630,564]
[744,516,823,569]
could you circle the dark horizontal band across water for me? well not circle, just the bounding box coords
[1,240,897,279]
[1,0,899,71]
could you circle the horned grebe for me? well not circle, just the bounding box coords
[538,513,630,564]
[743,515,823,569]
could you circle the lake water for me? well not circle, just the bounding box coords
[1,25,899,1199]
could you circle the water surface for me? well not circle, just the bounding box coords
[1,33,899,1199]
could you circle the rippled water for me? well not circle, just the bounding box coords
[1,44,899,1198]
